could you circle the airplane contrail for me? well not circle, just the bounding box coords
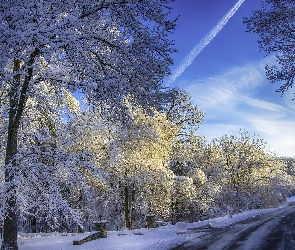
[168,0,246,85]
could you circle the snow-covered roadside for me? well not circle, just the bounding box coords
[14,198,294,250]
[286,195,295,203]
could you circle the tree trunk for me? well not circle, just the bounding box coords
[1,59,22,250]
[77,188,84,233]
[124,185,130,229]
[1,49,39,250]
[124,184,136,230]
[1,124,19,250]
[130,183,135,230]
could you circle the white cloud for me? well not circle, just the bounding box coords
[185,60,266,110]
[282,90,295,112]
[240,95,292,114]
[246,119,295,157]
[198,123,247,141]
[198,120,295,157]
[183,57,295,157]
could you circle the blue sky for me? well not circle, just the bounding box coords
[165,0,295,157]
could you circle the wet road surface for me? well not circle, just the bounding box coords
[172,205,295,250]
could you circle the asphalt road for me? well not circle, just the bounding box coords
[172,204,295,250]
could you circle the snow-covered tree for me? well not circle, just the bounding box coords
[0,0,176,248]
[105,107,177,229]
[165,89,205,176]
[208,130,294,214]
[280,157,295,176]
[244,0,295,98]
[165,89,204,132]
[0,86,103,234]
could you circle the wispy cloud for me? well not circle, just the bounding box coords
[185,61,265,115]
[184,57,295,157]
[240,96,292,114]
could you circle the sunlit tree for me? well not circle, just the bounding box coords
[209,130,294,213]
[107,107,177,229]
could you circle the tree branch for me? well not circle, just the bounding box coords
[79,0,140,19]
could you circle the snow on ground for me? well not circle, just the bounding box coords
[286,195,295,203]
[11,197,295,250]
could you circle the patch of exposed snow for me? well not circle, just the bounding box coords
[286,195,295,203]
